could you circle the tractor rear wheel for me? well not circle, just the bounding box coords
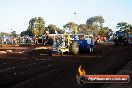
[72,42,79,54]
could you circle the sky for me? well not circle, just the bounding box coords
[0,0,132,34]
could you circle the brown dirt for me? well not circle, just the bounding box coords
[0,45,132,88]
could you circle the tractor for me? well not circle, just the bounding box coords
[114,31,128,46]
[52,34,94,55]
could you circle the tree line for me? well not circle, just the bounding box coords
[20,16,132,38]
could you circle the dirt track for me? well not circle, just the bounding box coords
[0,45,132,88]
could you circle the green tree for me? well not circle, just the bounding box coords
[116,22,128,31]
[86,16,105,36]
[126,24,132,34]
[45,24,64,34]
[86,16,104,29]
[98,27,113,37]
[28,17,45,36]
[11,31,17,38]
[56,28,64,34]
[46,24,58,34]
[78,24,87,33]
[20,30,34,37]
[116,22,132,34]
[28,17,37,31]
[63,22,78,34]
[0,32,9,37]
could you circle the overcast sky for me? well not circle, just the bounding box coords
[0,0,132,34]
